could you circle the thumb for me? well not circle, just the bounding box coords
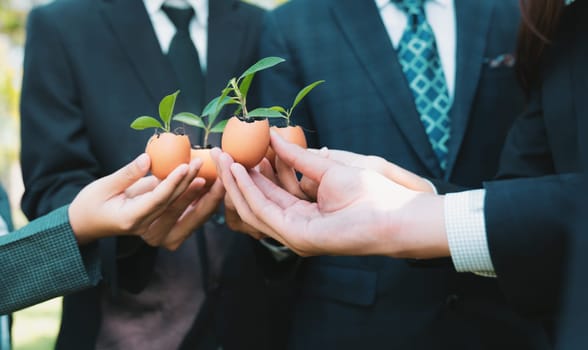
[101,153,152,194]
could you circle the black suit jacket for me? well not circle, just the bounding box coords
[482,0,588,326]
[20,1,281,349]
[258,0,550,349]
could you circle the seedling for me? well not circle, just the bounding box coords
[219,56,286,120]
[172,95,231,147]
[129,90,191,179]
[130,90,180,133]
[269,80,325,127]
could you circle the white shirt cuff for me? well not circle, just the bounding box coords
[0,216,9,237]
[445,189,496,277]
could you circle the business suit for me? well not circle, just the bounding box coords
[481,0,588,324]
[258,0,550,348]
[20,1,278,349]
[0,187,100,315]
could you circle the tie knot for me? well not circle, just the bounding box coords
[394,0,426,17]
[162,5,194,33]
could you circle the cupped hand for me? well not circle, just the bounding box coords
[68,154,201,246]
[213,135,448,258]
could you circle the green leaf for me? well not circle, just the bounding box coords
[202,95,233,124]
[292,80,324,111]
[269,106,287,114]
[159,90,180,125]
[239,73,255,99]
[173,112,205,128]
[130,116,164,130]
[238,56,285,80]
[247,108,284,118]
[218,87,233,111]
[210,119,228,133]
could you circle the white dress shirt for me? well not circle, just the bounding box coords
[143,0,208,72]
[375,0,456,98]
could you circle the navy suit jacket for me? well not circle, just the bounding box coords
[482,0,588,327]
[20,1,283,349]
[258,0,550,349]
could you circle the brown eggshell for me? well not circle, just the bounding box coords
[145,132,191,179]
[221,116,270,169]
[190,148,217,185]
[265,125,308,167]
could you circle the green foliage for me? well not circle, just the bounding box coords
[130,116,164,130]
[271,80,325,126]
[130,90,180,132]
[217,56,286,120]
[158,90,179,130]
[239,56,285,80]
[248,108,284,118]
[172,95,232,146]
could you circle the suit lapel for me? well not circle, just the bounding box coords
[99,0,177,106]
[444,0,493,179]
[330,0,443,177]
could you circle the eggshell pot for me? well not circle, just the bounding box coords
[145,132,191,179]
[221,116,270,169]
[265,125,307,167]
[191,147,217,185]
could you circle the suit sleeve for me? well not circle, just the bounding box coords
[19,7,152,293]
[0,206,101,314]
[485,173,578,318]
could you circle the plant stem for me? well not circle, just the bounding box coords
[230,79,248,120]
[203,129,210,147]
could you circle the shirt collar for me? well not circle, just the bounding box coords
[375,0,451,10]
[144,0,208,26]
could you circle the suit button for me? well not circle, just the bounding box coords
[445,294,460,309]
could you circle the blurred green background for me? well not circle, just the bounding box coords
[0,0,285,348]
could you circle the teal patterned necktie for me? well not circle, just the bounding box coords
[395,0,451,171]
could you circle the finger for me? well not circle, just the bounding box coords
[217,153,278,236]
[257,158,279,185]
[140,179,207,245]
[101,153,152,194]
[299,176,319,201]
[161,179,225,250]
[383,162,435,193]
[124,175,160,198]
[231,164,312,250]
[166,158,204,202]
[129,162,197,222]
[249,170,305,210]
[230,162,300,242]
[270,130,337,184]
[274,155,309,200]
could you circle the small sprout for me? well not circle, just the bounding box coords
[270,80,325,127]
[130,90,180,133]
[217,56,286,121]
[173,95,232,147]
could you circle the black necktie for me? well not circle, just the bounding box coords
[162,5,205,114]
